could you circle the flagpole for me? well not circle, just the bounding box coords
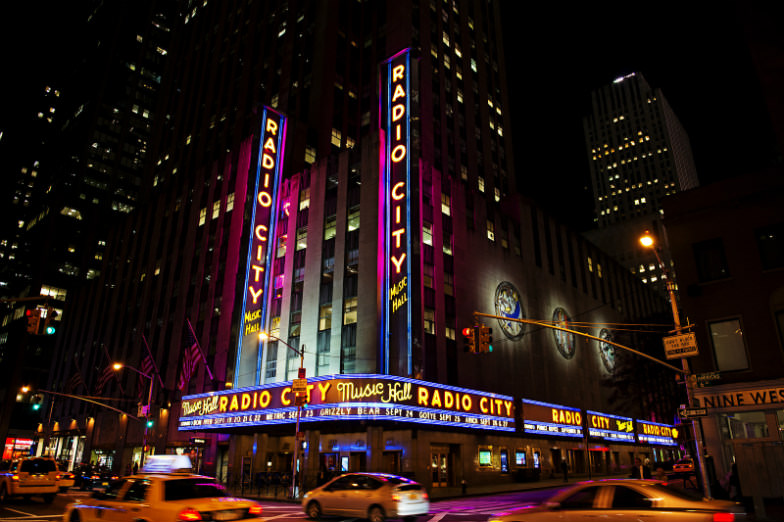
[141,334,165,388]
[186,318,214,380]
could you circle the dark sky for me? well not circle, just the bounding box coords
[501,1,779,230]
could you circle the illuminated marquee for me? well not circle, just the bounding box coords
[586,410,635,443]
[179,374,515,432]
[235,108,287,387]
[636,420,678,446]
[380,49,413,375]
[522,399,583,438]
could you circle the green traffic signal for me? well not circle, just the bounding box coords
[146,419,154,428]
[45,325,56,335]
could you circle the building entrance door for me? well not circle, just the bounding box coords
[430,448,449,487]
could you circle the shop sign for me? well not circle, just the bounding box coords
[586,410,635,443]
[179,374,515,432]
[694,384,784,409]
[522,399,583,438]
[635,420,678,446]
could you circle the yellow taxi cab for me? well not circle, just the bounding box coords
[63,455,264,522]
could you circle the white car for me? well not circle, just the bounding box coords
[63,455,263,522]
[303,472,429,522]
[488,479,748,522]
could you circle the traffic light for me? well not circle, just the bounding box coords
[31,393,44,411]
[26,309,41,334]
[42,307,58,335]
[462,326,476,353]
[146,417,154,428]
[477,325,494,353]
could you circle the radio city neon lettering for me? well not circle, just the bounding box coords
[552,408,582,426]
[642,423,673,437]
[591,414,610,430]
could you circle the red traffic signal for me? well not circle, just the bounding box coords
[462,326,476,353]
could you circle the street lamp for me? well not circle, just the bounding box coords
[113,363,154,467]
[639,230,711,498]
[259,331,305,498]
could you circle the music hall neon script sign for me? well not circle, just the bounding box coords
[235,107,287,387]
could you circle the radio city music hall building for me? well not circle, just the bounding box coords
[44,1,684,489]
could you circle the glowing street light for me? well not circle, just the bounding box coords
[113,362,155,466]
[639,230,711,498]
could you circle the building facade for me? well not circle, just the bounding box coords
[583,72,699,296]
[661,169,784,508]
[39,0,683,491]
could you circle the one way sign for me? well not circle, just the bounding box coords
[678,407,708,419]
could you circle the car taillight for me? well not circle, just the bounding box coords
[11,474,20,482]
[56,473,62,480]
[422,491,429,500]
[713,513,734,522]
[178,508,203,521]
[392,493,400,502]
[248,505,263,516]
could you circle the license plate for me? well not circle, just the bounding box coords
[213,510,243,521]
[408,493,419,500]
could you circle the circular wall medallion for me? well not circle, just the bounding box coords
[598,328,616,373]
[552,307,575,359]
[494,281,525,340]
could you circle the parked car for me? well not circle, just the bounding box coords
[63,455,263,522]
[672,458,695,474]
[303,472,429,522]
[487,479,748,522]
[56,463,75,492]
[0,456,59,504]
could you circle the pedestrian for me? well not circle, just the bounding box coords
[561,458,568,482]
[132,461,139,475]
[630,458,651,479]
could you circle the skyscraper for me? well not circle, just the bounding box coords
[40,1,679,489]
[583,73,698,294]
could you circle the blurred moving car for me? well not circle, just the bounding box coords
[487,479,748,521]
[63,455,263,522]
[303,472,429,522]
[56,463,76,492]
[0,456,59,504]
[672,458,695,474]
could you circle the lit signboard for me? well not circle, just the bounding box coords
[235,107,287,387]
[586,410,635,443]
[179,374,514,432]
[636,420,678,446]
[380,49,413,375]
[522,399,583,438]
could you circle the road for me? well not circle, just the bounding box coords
[0,486,565,521]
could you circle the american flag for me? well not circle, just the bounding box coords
[177,327,203,391]
[94,364,115,395]
[64,371,85,394]
[137,354,156,400]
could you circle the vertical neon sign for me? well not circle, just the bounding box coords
[235,107,287,388]
[381,49,412,375]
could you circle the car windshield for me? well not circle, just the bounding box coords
[164,478,229,500]
[20,459,56,473]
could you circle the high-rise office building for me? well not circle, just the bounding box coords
[39,1,680,489]
[583,73,698,294]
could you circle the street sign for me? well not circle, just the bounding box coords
[694,371,720,387]
[663,332,698,359]
[292,378,307,393]
[678,407,708,419]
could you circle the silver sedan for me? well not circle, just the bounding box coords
[487,479,748,521]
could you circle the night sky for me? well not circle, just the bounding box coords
[1,2,779,232]
[501,1,780,230]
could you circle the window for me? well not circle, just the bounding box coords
[441,193,451,215]
[296,227,307,251]
[319,305,332,331]
[756,222,784,270]
[487,220,495,241]
[212,200,220,219]
[276,235,287,258]
[424,308,435,334]
[198,208,206,226]
[423,265,434,288]
[331,128,342,147]
[722,411,768,439]
[299,187,311,210]
[560,486,600,509]
[344,297,358,325]
[422,222,433,246]
[347,206,360,231]
[324,216,337,240]
[693,238,730,282]
[443,273,453,296]
[611,486,653,509]
[709,318,748,371]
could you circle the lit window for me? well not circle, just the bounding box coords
[226,193,235,212]
[319,305,332,331]
[487,220,495,241]
[470,58,477,73]
[422,222,433,246]
[346,137,356,149]
[198,208,206,226]
[305,146,316,164]
[424,308,435,334]
[457,89,463,103]
[478,176,485,192]
[324,216,337,240]
[443,236,452,255]
[60,207,83,221]
[277,234,287,258]
[343,297,358,325]
[299,187,310,210]
[444,273,454,296]
[494,188,501,202]
[212,201,220,219]
[587,256,593,272]
[445,326,455,340]
[442,31,450,47]
[296,227,307,250]
[331,128,342,147]
[347,206,360,231]
[441,193,451,215]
